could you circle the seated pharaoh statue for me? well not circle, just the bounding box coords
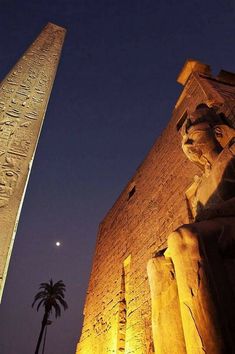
[147,104,235,354]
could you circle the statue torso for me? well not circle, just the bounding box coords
[186,141,235,219]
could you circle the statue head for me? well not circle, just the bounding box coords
[178,104,235,170]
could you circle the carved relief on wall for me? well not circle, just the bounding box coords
[93,314,111,335]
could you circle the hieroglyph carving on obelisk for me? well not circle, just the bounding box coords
[0,23,66,301]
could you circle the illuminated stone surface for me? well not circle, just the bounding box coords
[0,23,66,301]
[77,61,235,353]
[148,105,235,353]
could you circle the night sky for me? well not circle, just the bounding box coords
[0,1,234,353]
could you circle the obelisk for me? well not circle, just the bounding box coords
[0,22,66,301]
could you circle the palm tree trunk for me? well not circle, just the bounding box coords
[35,311,48,354]
[42,323,48,354]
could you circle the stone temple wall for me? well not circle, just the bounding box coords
[76,61,235,354]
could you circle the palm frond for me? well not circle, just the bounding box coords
[36,298,45,311]
[32,279,68,319]
[56,296,68,310]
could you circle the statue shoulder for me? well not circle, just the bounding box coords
[228,137,235,156]
[214,138,235,167]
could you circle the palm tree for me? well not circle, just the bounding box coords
[32,279,68,354]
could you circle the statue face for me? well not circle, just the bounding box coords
[181,122,221,167]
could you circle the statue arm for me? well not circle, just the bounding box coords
[195,197,235,221]
[196,147,235,221]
